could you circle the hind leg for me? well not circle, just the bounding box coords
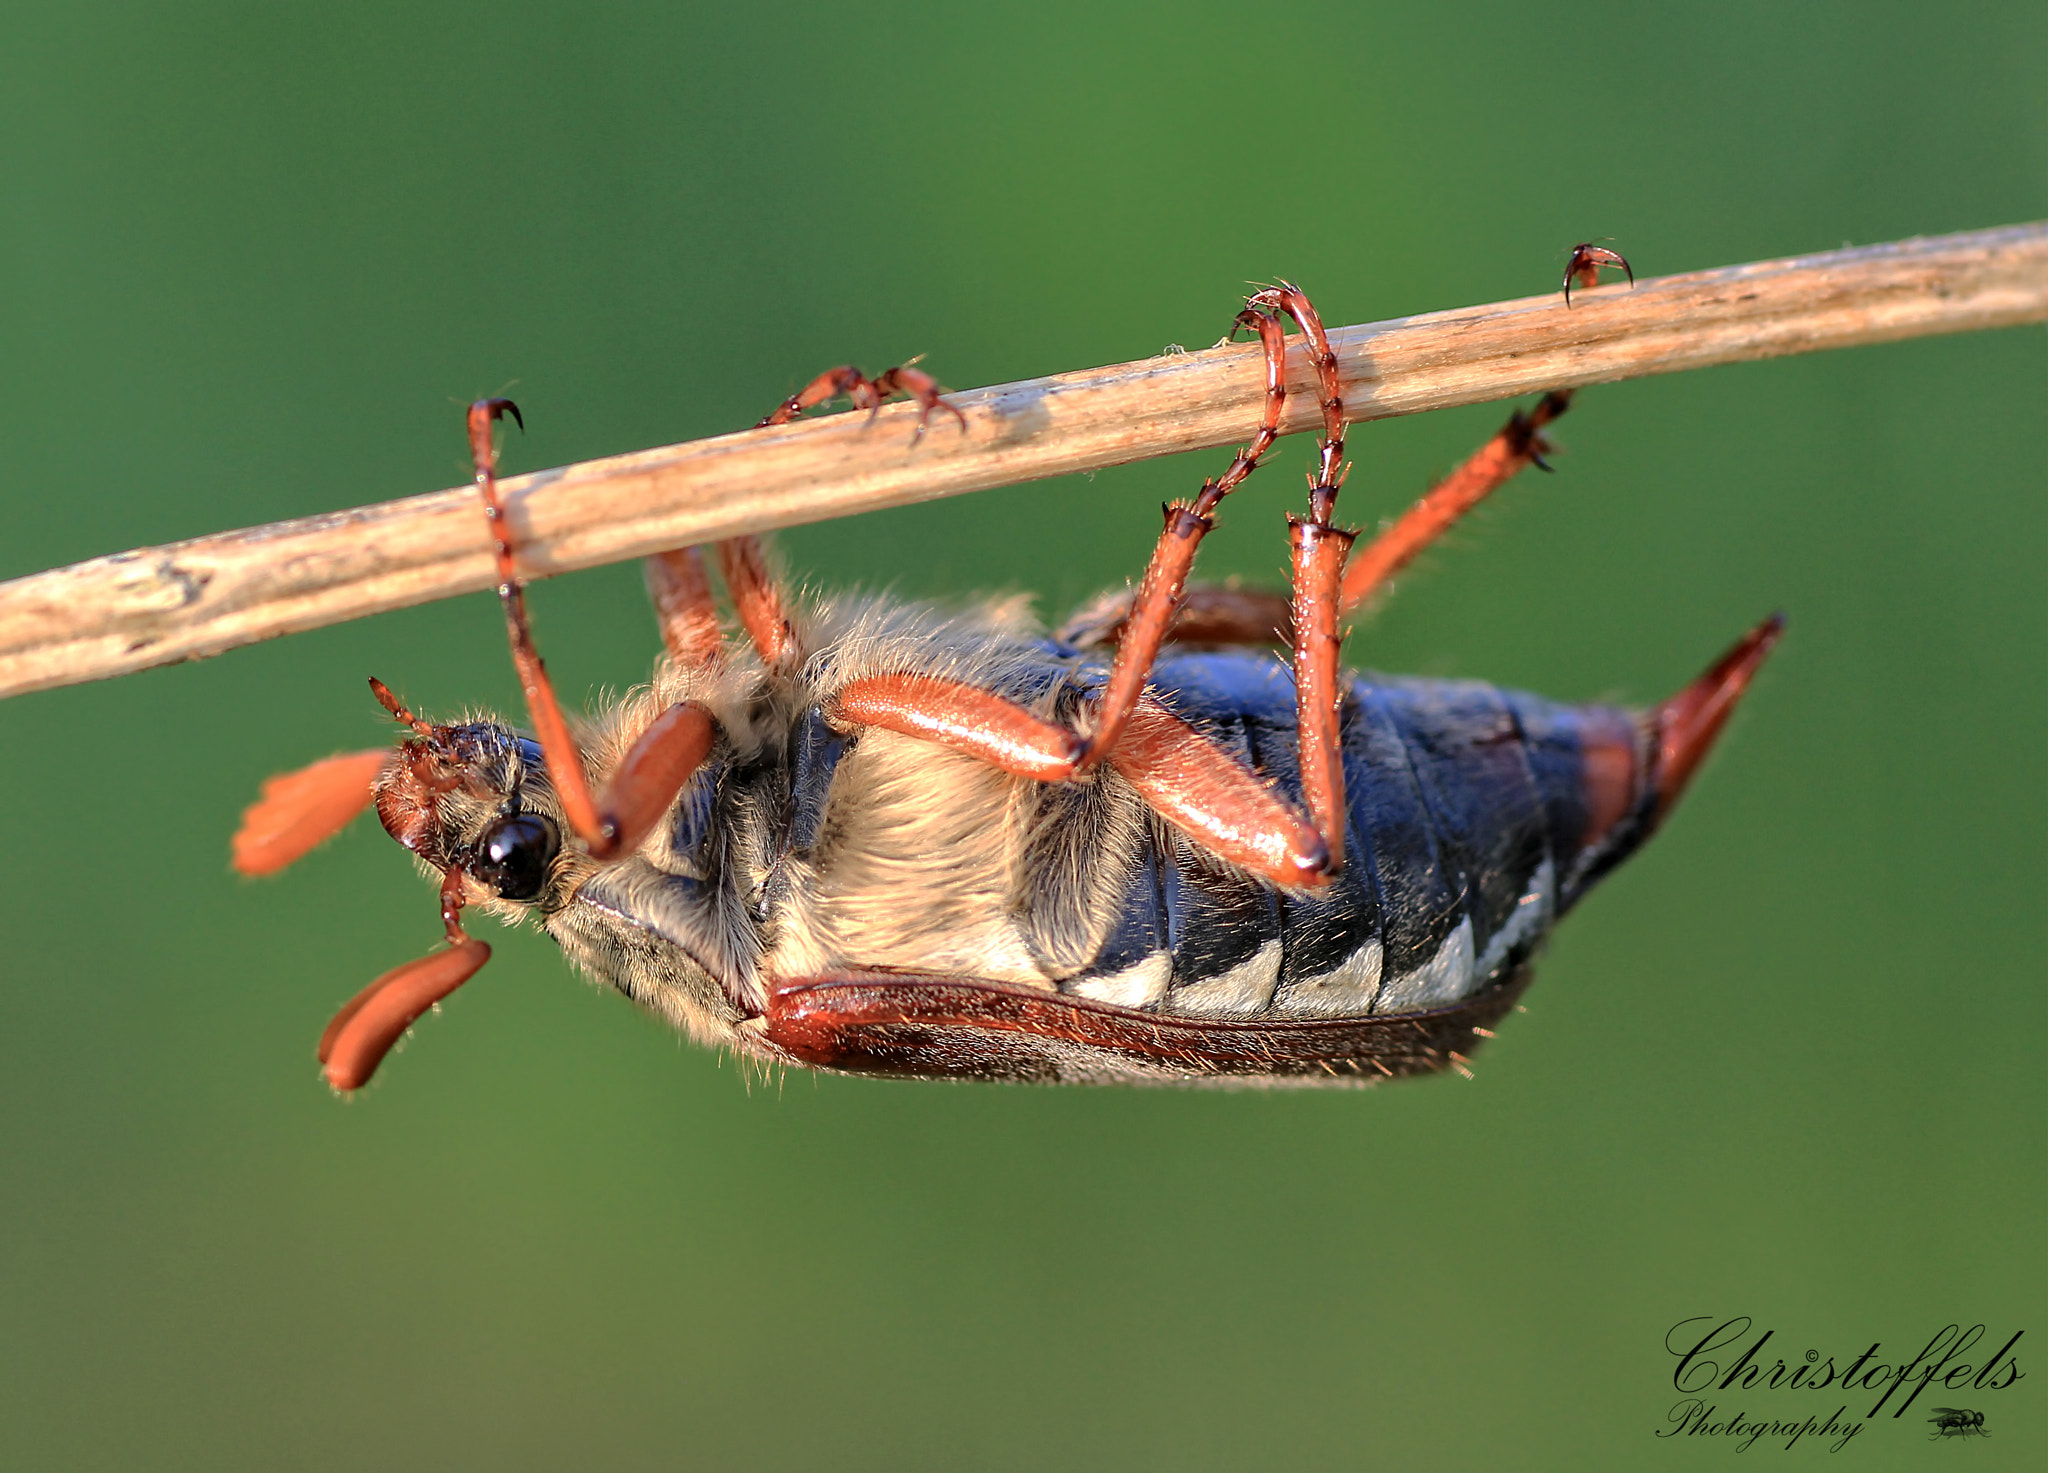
[1338,390,1573,612]
[1061,389,1583,640]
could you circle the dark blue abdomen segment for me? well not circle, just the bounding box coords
[1130,654,1383,999]
[1341,686,1463,978]
[1496,692,1626,911]
[1088,649,1619,1013]
[1368,677,1547,961]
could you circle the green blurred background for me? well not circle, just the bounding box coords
[1,3,2041,1468]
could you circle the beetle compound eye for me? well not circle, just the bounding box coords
[472,813,560,901]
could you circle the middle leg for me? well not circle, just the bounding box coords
[828,285,1357,886]
[825,673,1328,887]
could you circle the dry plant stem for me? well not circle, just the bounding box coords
[1,222,2043,702]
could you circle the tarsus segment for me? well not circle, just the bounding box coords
[755,361,966,442]
[1084,283,1348,777]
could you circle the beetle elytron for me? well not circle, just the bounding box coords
[235,266,1779,1091]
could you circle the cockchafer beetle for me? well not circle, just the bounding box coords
[234,266,1780,1092]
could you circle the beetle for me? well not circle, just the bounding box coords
[233,270,1779,1091]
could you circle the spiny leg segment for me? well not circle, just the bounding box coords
[1260,285,1355,869]
[1079,283,1355,865]
[1339,389,1573,612]
[468,398,716,862]
[1052,392,1580,646]
[1080,300,1294,766]
[645,547,724,667]
[697,360,969,674]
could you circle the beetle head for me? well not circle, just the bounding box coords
[368,678,571,912]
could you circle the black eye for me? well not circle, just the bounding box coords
[472,812,560,901]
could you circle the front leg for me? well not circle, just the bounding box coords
[755,360,966,441]
[712,363,968,673]
[467,399,717,859]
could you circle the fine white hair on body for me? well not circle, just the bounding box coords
[440,584,1509,1065]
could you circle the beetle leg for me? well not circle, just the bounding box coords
[756,365,880,426]
[827,676,1328,888]
[1106,698,1329,888]
[1248,283,1355,870]
[1057,584,1296,650]
[830,673,1084,780]
[717,362,966,672]
[1288,516,1355,868]
[1562,242,1633,306]
[1080,299,1295,766]
[467,399,717,860]
[1068,390,1580,637]
[644,547,725,667]
[754,360,964,440]
[868,362,968,442]
[1339,390,1574,613]
[715,537,800,669]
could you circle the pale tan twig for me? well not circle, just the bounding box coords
[2,222,2044,701]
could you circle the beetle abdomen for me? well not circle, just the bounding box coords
[1057,649,1643,1022]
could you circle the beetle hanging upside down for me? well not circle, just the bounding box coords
[235,269,1779,1091]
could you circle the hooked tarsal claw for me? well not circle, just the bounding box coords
[473,396,523,430]
[1562,243,1634,305]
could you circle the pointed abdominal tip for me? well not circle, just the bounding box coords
[1652,613,1785,817]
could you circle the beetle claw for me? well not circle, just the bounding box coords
[1563,243,1633,305]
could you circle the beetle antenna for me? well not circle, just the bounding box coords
[368,676,436,736]
[368,676,435,737]
[318,866,492,1092]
